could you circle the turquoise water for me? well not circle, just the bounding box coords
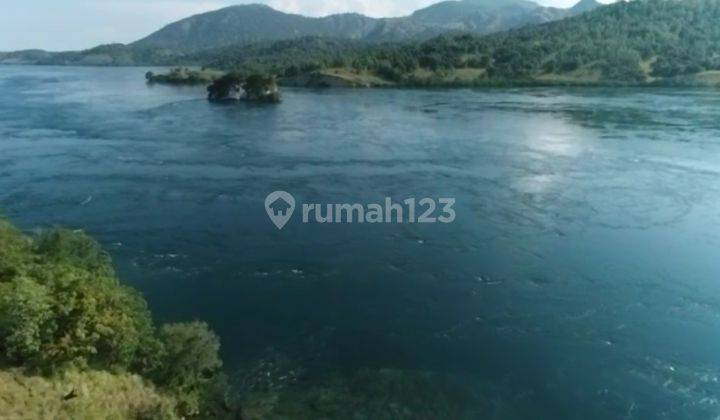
[2,66,720,419]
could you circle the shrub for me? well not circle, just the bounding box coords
[35,228,115,276]
[0,227,156,373]
[0,218,234,418]
[152,322,224,416]
[0,277,53,362]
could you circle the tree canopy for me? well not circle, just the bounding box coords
[0,218,235,418]
[189,0,720,86]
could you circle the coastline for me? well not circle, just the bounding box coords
[3,63,720,89]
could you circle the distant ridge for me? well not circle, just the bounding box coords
[131,0,602,53]
[0,0,605,66]
[4,0,719,89]
[570,0,603,14]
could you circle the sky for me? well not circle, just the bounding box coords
[0,0,613,51]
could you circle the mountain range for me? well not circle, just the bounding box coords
[2,0,718,87]
[0,0,602,65]
[132,0,602,52]
[177,0,720,88]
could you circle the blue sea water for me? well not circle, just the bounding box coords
[2,66,720,419]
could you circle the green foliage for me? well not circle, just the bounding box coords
[188,0,720,86]
[207,72,281,102]
[242,74,281,102]
[12,0,720,86]
[147,67,221,85]
[0,226,154,372]
[0,218,233,418]
[151,322,224,416]
[0,277,53,362]
[128,1,586,54]
[197,37,367,76]
[35,228,115,276]
[207,71,244,100]
[0,221,34,282]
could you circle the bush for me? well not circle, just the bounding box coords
[0,227,156,373]
[0,277,53,363]
[152,322,224,416]
[0,218,234,418]
[0,221,34,282]
[242,74,280,102]
[35,228,115,276]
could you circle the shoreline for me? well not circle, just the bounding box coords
[3,63,719,89]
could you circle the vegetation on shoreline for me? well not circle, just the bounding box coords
[146,67,224,86]
[0,218,237,419]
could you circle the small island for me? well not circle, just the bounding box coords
[207,73,281,103]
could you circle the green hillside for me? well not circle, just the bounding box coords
[1,0,598,65]
[131,0,595,52]
[4,0,718,87]
[476,0,720,83]
[197,0,720,87]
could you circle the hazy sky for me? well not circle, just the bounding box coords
[0,0,613,51]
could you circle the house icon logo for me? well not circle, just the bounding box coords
[265,191,295,230]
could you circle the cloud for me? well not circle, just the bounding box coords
[264,0,438,17]
[94,0,613,20]
[246,0,614,17]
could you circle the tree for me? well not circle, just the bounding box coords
[242,74,281,103]
[207,72,243,101]
[35,228,115,276]
[0,229,157,372]
[151,322,224,416]
[0,277,53,363]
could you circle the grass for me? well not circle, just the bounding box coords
[0,369,179,419]
[535,67,603,84]
[319,68,395,87]
[689,70,720,86]
[408,68,486,84]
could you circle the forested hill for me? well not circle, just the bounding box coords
[474,0,720,83]
[178,0,720,87]
[131,0,598,52]
[5,0,720,87]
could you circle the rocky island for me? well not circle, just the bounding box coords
[207,73,281,103]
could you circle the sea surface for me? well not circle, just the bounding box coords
[2,66,720,419]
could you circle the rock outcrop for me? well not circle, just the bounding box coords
[208,73,281,103]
